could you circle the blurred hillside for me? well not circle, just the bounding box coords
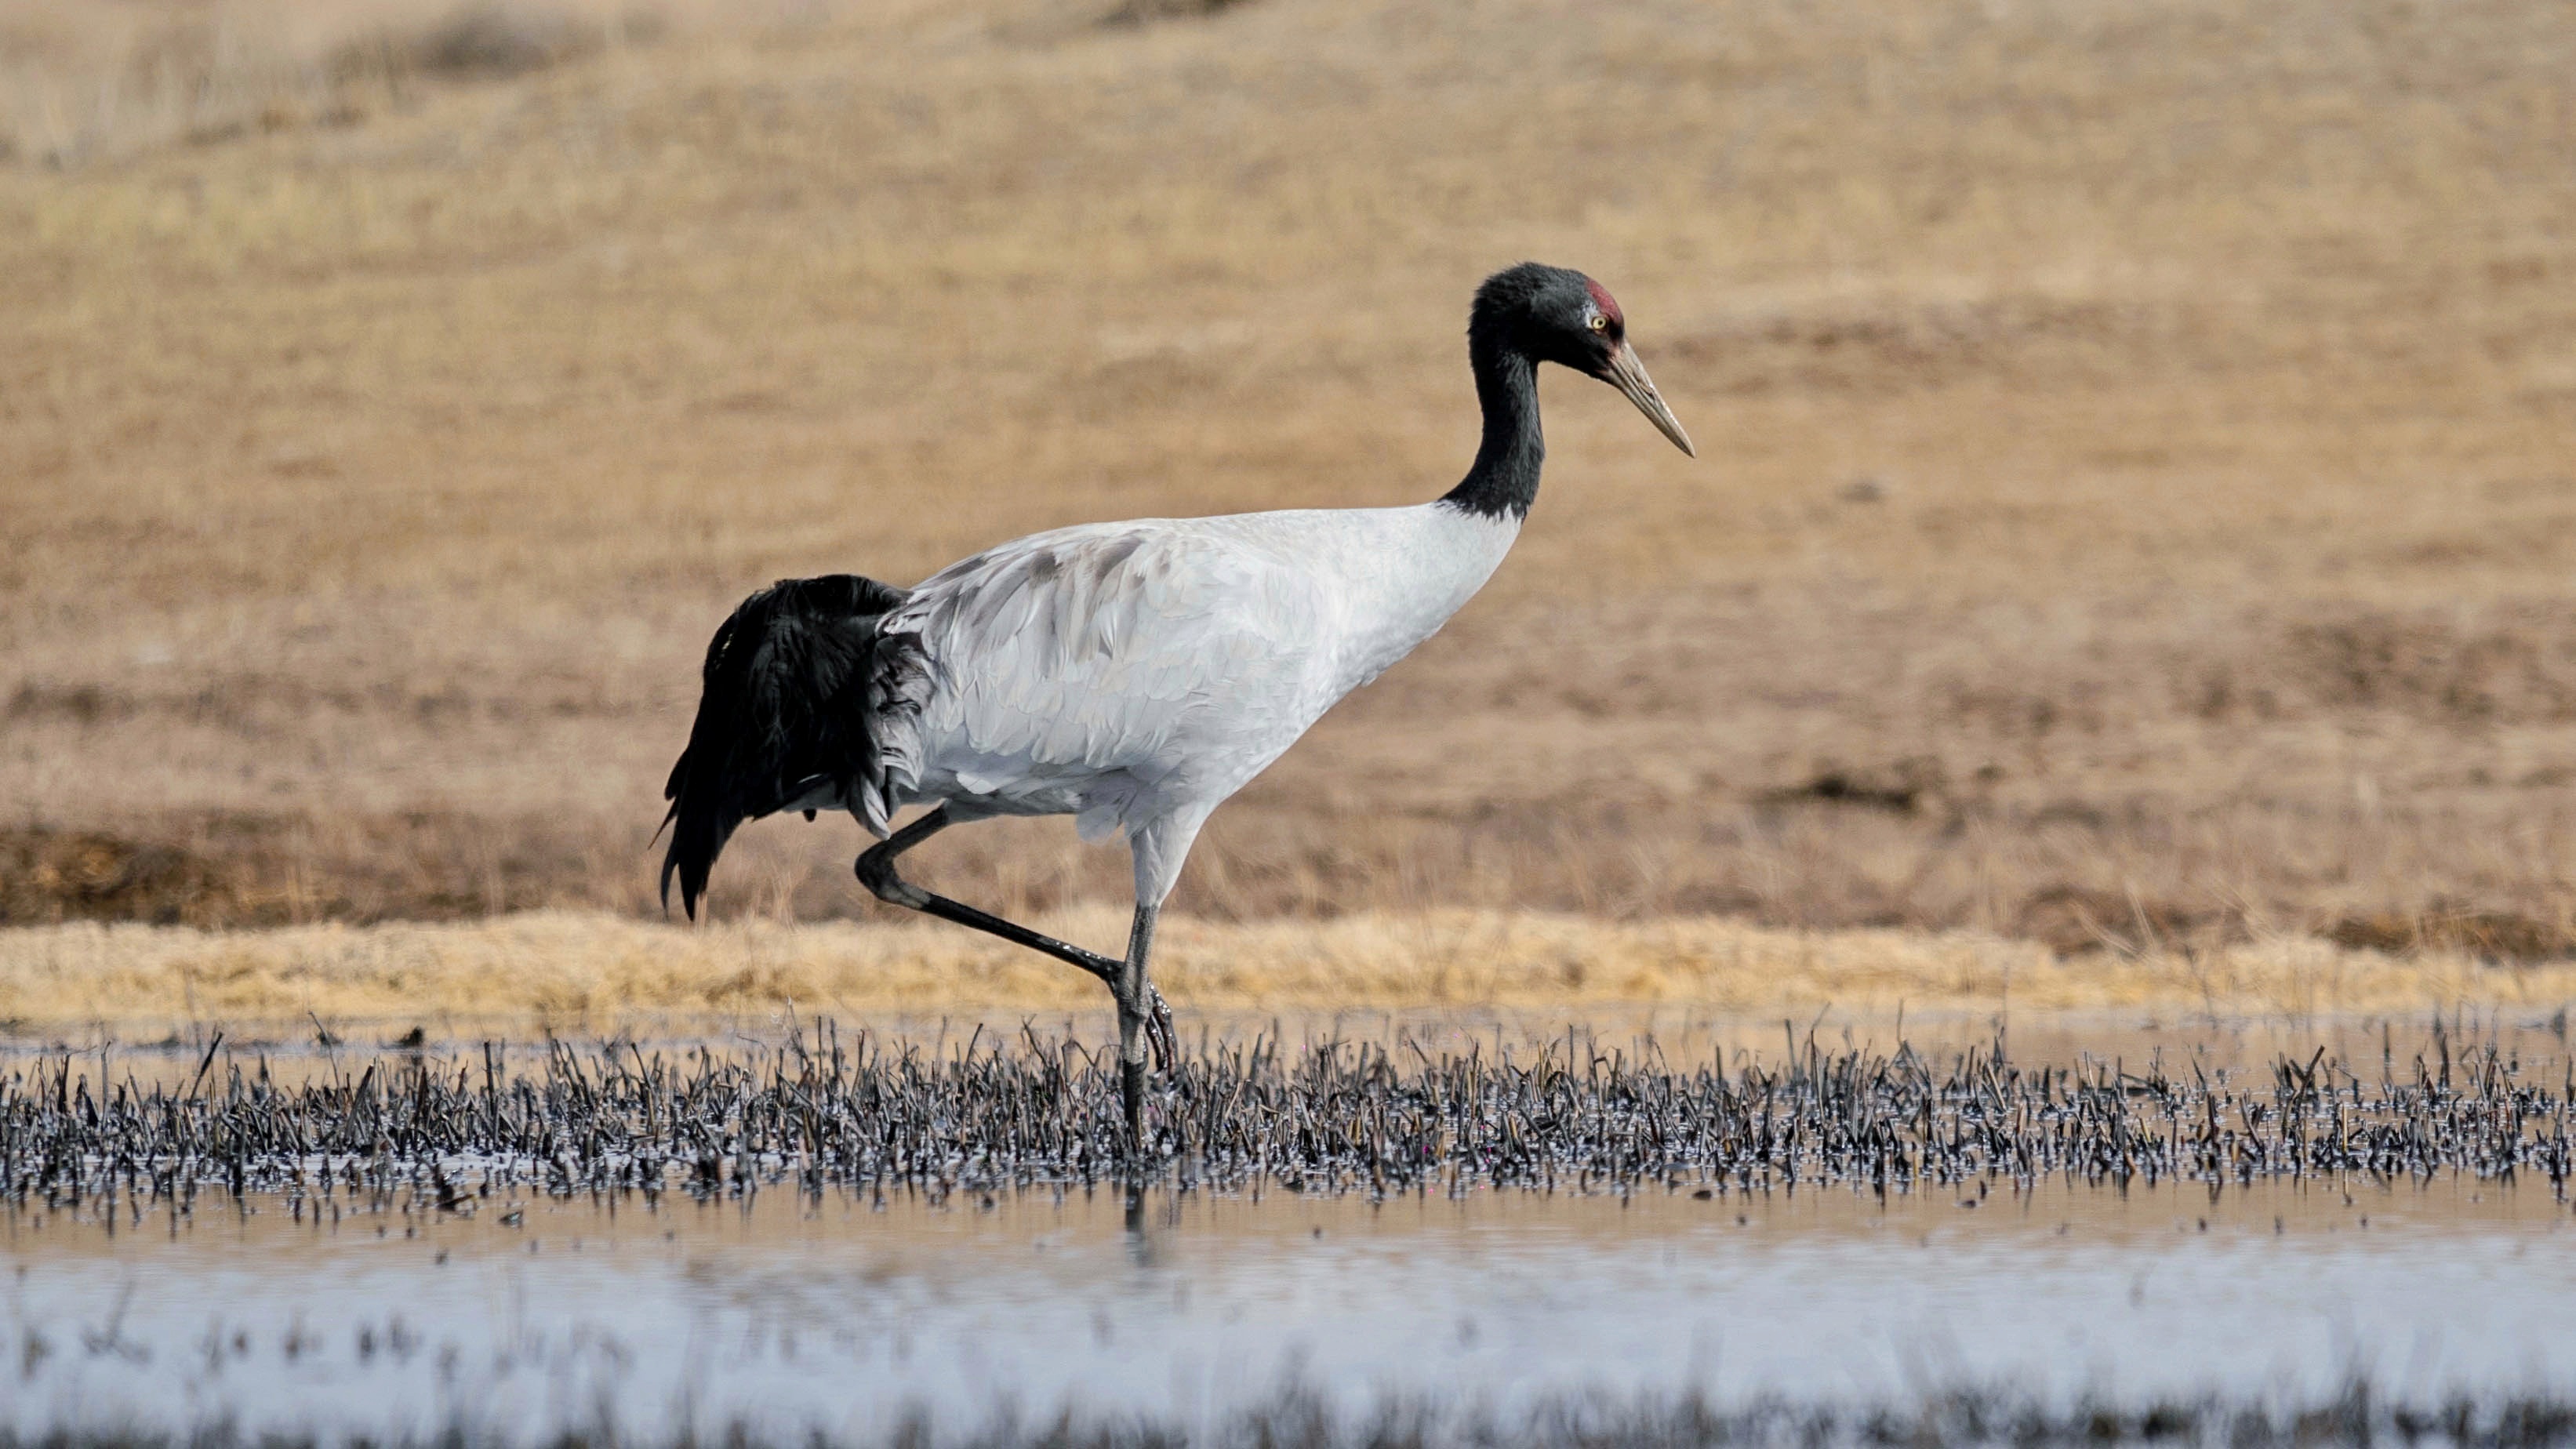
[3,0,2574,964]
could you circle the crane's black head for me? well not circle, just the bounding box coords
[1470,262,1695,457]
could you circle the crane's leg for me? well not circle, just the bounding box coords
[1115,901,1158,1147]
[856,806,1125,984]
[1106,806,1214,1151]
[855,807,1176,1135]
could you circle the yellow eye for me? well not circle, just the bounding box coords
[1588,314,1609,332]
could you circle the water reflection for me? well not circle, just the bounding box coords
[6,1175,2572,1443]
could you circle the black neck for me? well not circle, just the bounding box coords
[1438,340,1542,520]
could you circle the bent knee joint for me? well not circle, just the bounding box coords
[854,852,929,909]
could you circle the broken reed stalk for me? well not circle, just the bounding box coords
[2,1026,2570,1208]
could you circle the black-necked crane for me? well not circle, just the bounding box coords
[660,262,1695,1143]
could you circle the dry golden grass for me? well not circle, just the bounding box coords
[4,0,2576,977]
[8,909,2572,1042]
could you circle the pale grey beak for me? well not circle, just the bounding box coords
[1604,340,1695,457]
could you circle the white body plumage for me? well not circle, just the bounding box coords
[870,500,1521,902]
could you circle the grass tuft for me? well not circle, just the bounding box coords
[1,1026,2566,1200]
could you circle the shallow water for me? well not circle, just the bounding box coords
[8,1176,2574,1442]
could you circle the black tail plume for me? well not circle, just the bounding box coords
[660,574,910,919]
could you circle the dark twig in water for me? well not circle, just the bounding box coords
[7,1380,2576,1449]
[0,1027,2568,1208]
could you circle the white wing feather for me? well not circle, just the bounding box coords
[877,518,1339,838]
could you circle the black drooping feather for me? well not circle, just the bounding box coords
[659,573,911,919]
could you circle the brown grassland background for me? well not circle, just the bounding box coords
[4,0,2576,1025]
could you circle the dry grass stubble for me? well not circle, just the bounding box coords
[6,910,2571,1040]
[4,0,2576,980]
